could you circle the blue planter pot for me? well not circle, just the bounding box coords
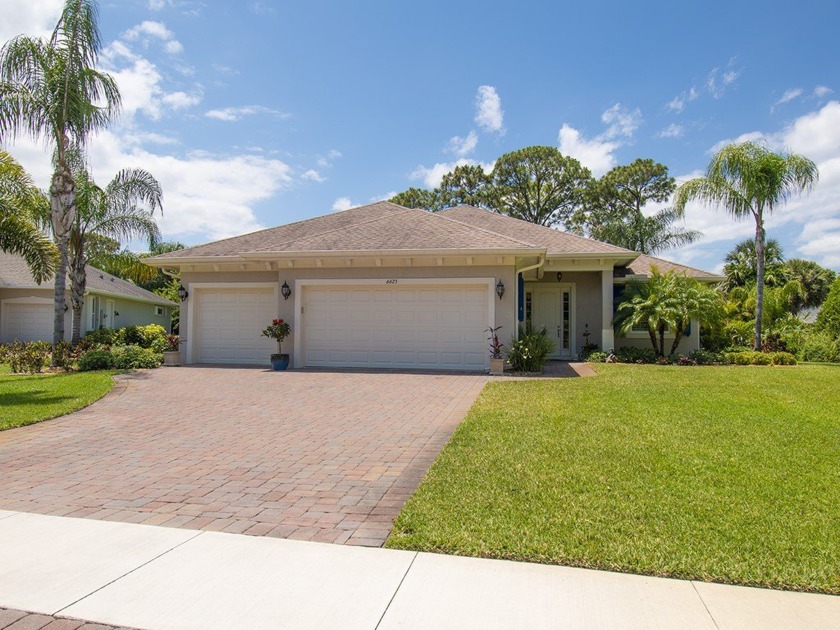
[270,354,290,371]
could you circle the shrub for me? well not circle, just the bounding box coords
[51,341,79,370]
[797,330,840,363]
[507,322,555,373]
[137,324,168,349]
[84,327,117,346]
[4,341,49,374]
[722,350,793,366]
[117,325,144,347]
[677,356,697,366]
[78,349,116,371]
[112,345,162,369]
[615,346,658,364]
[688,349,723,365]
[583,350,608,363]
[770,352,797,366]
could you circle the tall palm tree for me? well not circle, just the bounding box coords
[0,0,121,351]
[0,150,56,282]
[66,163,162,343]
[674,141,818,350]
[722,238,786,291]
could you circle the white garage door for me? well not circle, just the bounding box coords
[3,302,53,343]
[303,283,490,371]
[194,288,277,364]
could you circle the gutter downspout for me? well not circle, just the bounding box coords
[514,255,546,338]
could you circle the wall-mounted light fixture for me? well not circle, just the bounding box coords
[114,311,120,317]
[556,272,563,282]
[177,284,189,301]
[281,281,292,300]
[496,279,505,300]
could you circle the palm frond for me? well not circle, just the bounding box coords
[0,213,58,283]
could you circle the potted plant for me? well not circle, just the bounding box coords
[486,325,505,375]
[261,318,292,370]
[162,334,181,366]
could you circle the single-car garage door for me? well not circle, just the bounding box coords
[302,283,490,371]
[194,288,277,364]
[2,302,53,343]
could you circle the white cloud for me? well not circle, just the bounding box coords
[558,124,619,177]
[148,0,166,9]
[666,87,699,113]
[9,130,294,242]
[446,131,478,158]
[773,88,803,110]
[558,103,641,177]
[0,0,62,42]
[301,169,325,182]
[658,123,684,139]
[123,20,183,56]
[205,105,290,122]
[332,197,355,212]
[814,85,833,99]
[316,149,342,168]
[474,86,504,134]
[601,103,642,139]
[706,61,740,99]
[410,159,492,189]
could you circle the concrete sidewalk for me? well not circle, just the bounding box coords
[0,510,837,630]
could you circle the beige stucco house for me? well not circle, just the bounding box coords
[0,251,175,343]
[146,202,721,370]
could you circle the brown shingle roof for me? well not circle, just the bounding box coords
[153,201,535,259]
[438,205,637,256]
[619,254,723,280]
[0,252,175,306]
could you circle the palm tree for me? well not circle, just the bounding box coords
[0,0,121,351]
[0,150,56,282]
[674,141,818,350]
[614,267,723,357]
[66,163,162,343]
[722,238,786,291]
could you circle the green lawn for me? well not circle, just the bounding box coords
[0,366,114,431]
[386,364,840,594]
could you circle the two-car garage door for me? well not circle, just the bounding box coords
[302,284,489,371]
[192,282,491,370]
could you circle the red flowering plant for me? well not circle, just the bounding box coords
[261,318,292,355]
[165,334,181,352]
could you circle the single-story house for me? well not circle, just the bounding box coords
[0,251,175,343]
[146,202,722,370]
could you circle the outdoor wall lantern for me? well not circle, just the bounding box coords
[177,284,189,301]
[281,281,292,300]
[496,279,505,300]
[556,272,563,282]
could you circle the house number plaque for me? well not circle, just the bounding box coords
[385,279,398,284]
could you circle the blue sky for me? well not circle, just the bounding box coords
[3,0,840,272]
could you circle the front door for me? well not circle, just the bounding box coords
[532,285,574,359]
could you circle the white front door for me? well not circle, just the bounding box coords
[532,285,574,359]
[104,299,115,329]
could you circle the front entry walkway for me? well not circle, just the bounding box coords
[0,367,486,546]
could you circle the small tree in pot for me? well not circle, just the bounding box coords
[262,318,292,370]
[486,325,504,375]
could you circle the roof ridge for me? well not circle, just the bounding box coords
[442,205,636,254]
[247,204,421,252]
[432,210,540,249]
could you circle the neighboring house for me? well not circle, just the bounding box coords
[146,202,722,370]
[0,251,175,343]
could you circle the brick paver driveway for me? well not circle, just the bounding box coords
[0,367,487,546]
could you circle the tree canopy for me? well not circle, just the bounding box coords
[572,158,700,254]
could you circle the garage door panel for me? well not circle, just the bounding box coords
[303,284,489,371]
[3,303,53,343]
[195,288,276,365]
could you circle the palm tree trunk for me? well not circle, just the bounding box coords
[670,326,684,356]
[70,249,86,345]
[658,323,666,357]
[753,219,766,351]
[648,327,659,355]
[49,162,76,362]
